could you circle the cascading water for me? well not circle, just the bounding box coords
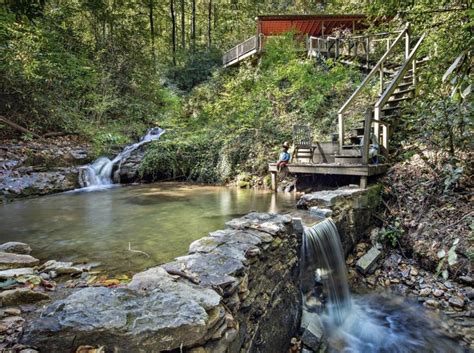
[302,219,467,353]
[78,127,165,189]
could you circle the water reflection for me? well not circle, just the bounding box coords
[0,183,295,273]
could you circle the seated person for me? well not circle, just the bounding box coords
[277,142,291,172]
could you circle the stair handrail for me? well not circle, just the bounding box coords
[336,23,410,153]
[337,23,410,116]
[374,33,426,110]
[373,33,425,150]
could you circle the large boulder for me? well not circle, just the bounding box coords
[22,269,223,352]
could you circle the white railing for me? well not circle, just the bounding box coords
[222,35,261,67]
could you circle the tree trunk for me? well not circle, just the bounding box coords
[191,0,196,51]
[180,0,185,49]
[148,0,156,67]
[207,0,212,49]
[170,0,177,65]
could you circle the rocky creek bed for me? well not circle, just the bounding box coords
[0,185,471,352]
[0,137,93,201]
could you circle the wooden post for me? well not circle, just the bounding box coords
[379,64,384,94]
[338,113,344,154]
[271,171,278,192]
[365,37,370,69]
[360,176,368,189]
[361,109,371,165]
[373,107,380,148]
[405,28,410,60]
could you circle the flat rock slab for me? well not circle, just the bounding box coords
[297,187,363,208]
[128,267,220,310]
[0,242,31,255]
[22,285,219,352]
[0,267,35,279]
[356,246,382,274]
[301,311,324,351]
[0,252,39,270]
[225,212,291,236]
[309,207,333,219]
[0,288,50,306]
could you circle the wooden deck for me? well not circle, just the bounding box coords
[268,162,389,190]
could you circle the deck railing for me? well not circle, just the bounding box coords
[222,35,260,67]
[308,30,402,68]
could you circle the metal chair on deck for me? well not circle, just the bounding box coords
[292,125,315,163]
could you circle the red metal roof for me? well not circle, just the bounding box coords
[256,14,367,37]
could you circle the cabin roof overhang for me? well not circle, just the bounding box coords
[256,14,367,37]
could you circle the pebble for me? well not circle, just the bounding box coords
[433,289,445,297]
[449,297,465,309]
[410,268,419,276]
[459,276,473,285]
[424,299,440,308]
[419,288,431,296]
[4,308,21,316]
[390,278,400,284]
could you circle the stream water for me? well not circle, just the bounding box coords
[0,183,295,273]
[78,127,165,189]
[303,220,467,353]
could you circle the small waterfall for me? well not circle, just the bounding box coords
[301,219,467,353]
[302,219,351,325]
[78,127,165,188]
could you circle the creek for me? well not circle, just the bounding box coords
[0,183,295,273]
[302,219,467,353]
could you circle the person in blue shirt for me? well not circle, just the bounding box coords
[277,141,291,172]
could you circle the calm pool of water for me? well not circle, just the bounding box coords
[0,183,296,273]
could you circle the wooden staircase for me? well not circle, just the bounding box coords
[334,23,426,167]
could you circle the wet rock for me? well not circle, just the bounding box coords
[0,267,35,279]
[449,296,465,309]
[19,349,39,353]
[39,260,83,274]
[356,247,382,274]
[419,288,431,297]
[4,307,21,316]
[459,276,473,285]
[0,288,50,306]
[424,299,440,308]
[297,187,363,208]
[128,266,221,310]
[309,207,333,219]
[22,286,216,352]
[0,252,39,270]
[301,312,324,351]
[0,242,31,255]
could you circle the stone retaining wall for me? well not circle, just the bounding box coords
[297,185,382,255]
[22,213,303,353]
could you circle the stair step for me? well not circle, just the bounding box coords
[334,155,363,164]
[397,82,413,88]
[387,96,412,103]
[382,105,401,112]
[393,88,415,96]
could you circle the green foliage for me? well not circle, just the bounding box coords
[166,49,222,91]
[141,37,359,183]
[378,218,405,247]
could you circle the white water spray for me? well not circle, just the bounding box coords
[301,219,466,353]
[78,127,165,188]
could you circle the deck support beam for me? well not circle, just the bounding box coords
[360,176,368,189]
[271,171,278,192]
